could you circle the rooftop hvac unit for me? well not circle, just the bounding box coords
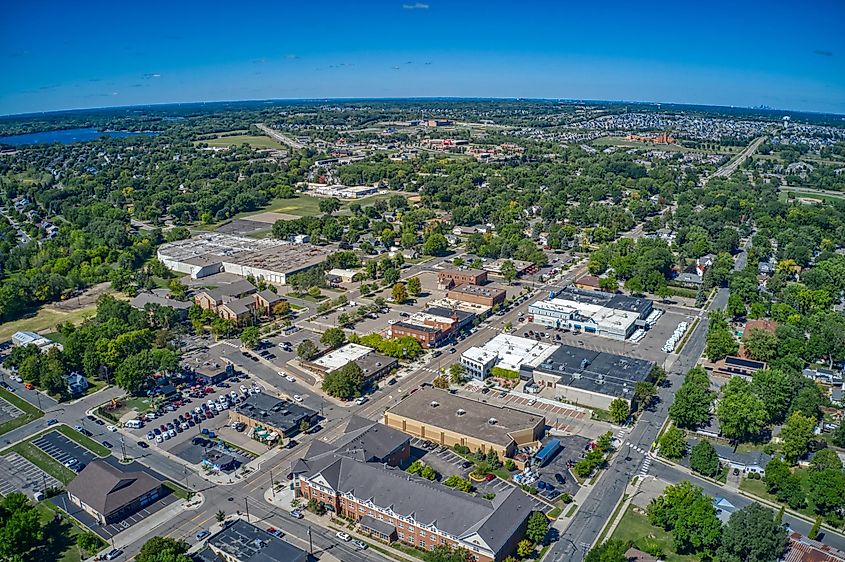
[430,401,440,407]
[456,409,466,416]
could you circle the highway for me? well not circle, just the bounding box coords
[255,124,305,150]
[704,135,766,184]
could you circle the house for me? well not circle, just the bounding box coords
[803,367,843,387]
[712,496,737,524]
[194,280,257,311]
[201,449,239,472]
[689,439,771,474]
[304,343,398,384]
[711,356,767,380]
[783,531,845,562]
[65,373,88,396]
[230,393,318,439]
[574,275,602,290]
[66,460,163,525]
[217,296,256,325]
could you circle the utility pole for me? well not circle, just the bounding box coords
[307,526,313,555]
[269,468,275,498]
[244,497,250,522]
[119,436,127,462]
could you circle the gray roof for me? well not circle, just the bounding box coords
[555,286,653,318]
[425,306,476,325]
[689,439,772,468]
[331,416,409,462]
[386,387,544,447]
[298,453,533,553]
[256,289,283,305]
[208,519,308,562]
[130,292,192,311]
[235,393,317,434]
[393,321,441,334]
[67,460,162,517]
[221,295,255,316]
[360,514,396,535]
[199,280,256,304]
[529,345,654,401]
[355,352,398,380]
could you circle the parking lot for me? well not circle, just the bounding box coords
[0,452,62,497]
[33,430,100,471]
[530,435,591,497]
[169,434,255,470]
[0,396,22,424]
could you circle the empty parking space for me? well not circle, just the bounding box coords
[33,431,100,470]
[50,490,178,540]
[0,396,23,424]
[0,452,62,497]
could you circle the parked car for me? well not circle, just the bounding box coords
[293,394,303,402]
[102,440,113,449]
[104,548,123,560]
[336,531,351,542]
[289,510,304,519]
[352,539,368,550]
[196,530,210,540]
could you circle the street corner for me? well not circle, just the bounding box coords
[183,491,205,510]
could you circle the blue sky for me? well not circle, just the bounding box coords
[2,0,844,115]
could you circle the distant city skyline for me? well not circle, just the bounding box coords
[2,0,844,116]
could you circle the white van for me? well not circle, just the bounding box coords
[125,419,143,429]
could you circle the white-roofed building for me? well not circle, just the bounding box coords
[311,343,372,372]
[528,296,640,340]
[461,333,558,380]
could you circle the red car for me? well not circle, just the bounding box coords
[485,474,495,481]
[204,387,214,394]
[266,527,276,533]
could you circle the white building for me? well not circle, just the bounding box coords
[11,331,63,352]
[311,343,373,372]
[461,334,558,380]
[528,296,641,340]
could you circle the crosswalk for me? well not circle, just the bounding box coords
[626,442,645,454]
[639,457,652,476]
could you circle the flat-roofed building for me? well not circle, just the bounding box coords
[528,286,653,340]
[528,345,655,409]
[384,387,545,460]
[387,321,447,348]
[230,393,318,439]
[448,283,507,307]
[203,518,308,562]
[304,343,398,383]
[437,268,487,289]
[461,334,558,380]
[158,232,330,283]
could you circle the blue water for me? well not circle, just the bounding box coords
[0,127,158,146]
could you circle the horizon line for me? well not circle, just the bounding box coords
[2,95,844,121]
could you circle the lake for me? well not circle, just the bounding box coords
[0,127,159,146]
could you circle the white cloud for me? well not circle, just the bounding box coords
[402,2,429,9]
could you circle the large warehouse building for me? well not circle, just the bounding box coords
[528,287,653,340]
[157,232,331,283]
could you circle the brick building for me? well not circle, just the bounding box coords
[437,269,488,289]
[447,284,506,307]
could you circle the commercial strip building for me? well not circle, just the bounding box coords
[66,460,163,525]
[461,334,558,380]
[528,287,653,340]
[447,284,507,308]
[291,416,534,562]
[386,306,477,348]
[527,345,655,409]
[304,343,398,383]
[437,268,488,289]
[229,393,319,441]
[196,518,308,562]
[157,232,330,283]
[384,387,545,460]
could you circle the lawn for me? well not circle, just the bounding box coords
[4,436,76,484]
[37,501,107,562]
[0,386,44,436]
[163,480,193,500]
[197,134,284,150]
[738,476,775,502]
[55,424,110,457]
[779,188,845,204]
[0,303,96,341]
[610,505,697,562]
[233,192,395,222]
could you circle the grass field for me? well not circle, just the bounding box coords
[592,136,736,155]
[0,303,96,341]
[610,505,697,562]
[779,188,845,204]
[4,435,77,484]
[233,192,395,222]
[197,134,284,150]
[55,424,111,457]
[0,386,43,436]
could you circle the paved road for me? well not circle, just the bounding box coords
[649,461,845,552]
[255,124,304,150]
[705,136,766,183]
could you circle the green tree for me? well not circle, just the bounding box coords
[525,512,550,544]
[744,329,779,363]
[136,536,191,562]
[727,293,746,319]
[215,510,225,522]
[655,284,671,301]
[423,545,473,562]
[780,411,816,463]
[831,422,845,448]
[449,362,465,384]
[634,381,656,411]
[321,362,364,400]
[809,448,843,473]
[77,532,103,556]
[516,539,534,558]
[717,379,768,442]
[659,426,688,460]
[717,504,788,562]
[705,318,739,361]
[320,327,347,349]
[809,516,822,540]
[406,276,422,296]
[392,282,408,304]
[0,492,43,560]
[297,339,319,361]
[584,540,628,562]
[608,398,629,424]
[422,232,449,256]
[319,198,341,215]
[750,368,794,423]
[501,260,518,283]
[239,326,260,349]
[669,366,714,429]
[433,375,449,389]
[647,481,722,555]
[689,440,720,478]
[806,468,845,515]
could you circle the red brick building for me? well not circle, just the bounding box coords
[437,269,488,288]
